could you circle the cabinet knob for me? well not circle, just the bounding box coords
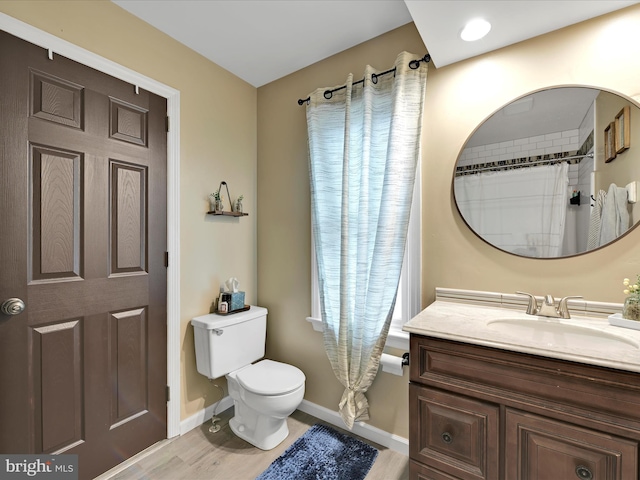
[575,465,593,480]
[441,432,453,444]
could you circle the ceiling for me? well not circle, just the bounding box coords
[112,0,639,88]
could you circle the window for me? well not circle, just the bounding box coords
[307,162,421,351]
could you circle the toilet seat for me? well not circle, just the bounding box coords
[236,359,305,395]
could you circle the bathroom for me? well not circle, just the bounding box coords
[1,1,640,478]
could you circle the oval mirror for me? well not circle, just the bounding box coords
[453,87,640,258]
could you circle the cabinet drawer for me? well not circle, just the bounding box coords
[410,460,461,480]
[505,408,638,480]
[410,384,499,480]
[411,336,640,427]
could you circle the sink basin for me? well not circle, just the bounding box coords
[487,318,640,351]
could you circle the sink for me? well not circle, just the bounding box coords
[486,318,640,351]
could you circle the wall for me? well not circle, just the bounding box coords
[257,5,640,441]
[0,1,258,421]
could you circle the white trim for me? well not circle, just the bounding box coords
[306,316,324,332]
[179,397,409,456]
[384,329,410,350]
[0,13,182,438]
[407,160,422,319]
[297,400,409,455]
[179,395,235,436]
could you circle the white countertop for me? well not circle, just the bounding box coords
[403,300,640,374]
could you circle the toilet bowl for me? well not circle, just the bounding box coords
[191,306,306,450]
[226,359,305,450]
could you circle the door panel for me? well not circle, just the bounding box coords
[30,144,84,282]
[109,307,148,427]
[31,319,84,453]
[0,30,167,480]
[111,160,147,274]
[30,68,84,129]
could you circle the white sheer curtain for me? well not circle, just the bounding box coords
[454,163,569,257]
[306,51,427,428]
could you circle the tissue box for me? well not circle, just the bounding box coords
[226,291,245,311]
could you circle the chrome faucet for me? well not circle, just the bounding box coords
[516,292,583,319]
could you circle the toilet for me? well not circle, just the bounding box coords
[191,306,306,450]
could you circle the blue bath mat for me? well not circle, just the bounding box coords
[256,423,378,480]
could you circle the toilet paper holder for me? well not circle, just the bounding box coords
[379,352,410,376]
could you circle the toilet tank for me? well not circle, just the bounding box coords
[191,306,267,379]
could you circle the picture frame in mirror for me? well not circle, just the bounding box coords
[615,105,630,154]
[605,121,617,163]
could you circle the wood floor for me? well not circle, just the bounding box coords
[98,409,410,480]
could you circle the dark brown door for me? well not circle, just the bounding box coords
[0,31,167,479]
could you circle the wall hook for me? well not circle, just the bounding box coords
[217,181,233,211]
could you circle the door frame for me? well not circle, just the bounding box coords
[0,13,181,438]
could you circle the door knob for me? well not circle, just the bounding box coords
[1,298,26,316]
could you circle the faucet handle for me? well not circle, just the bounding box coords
[516,291,539,315]
[557,295,583,319]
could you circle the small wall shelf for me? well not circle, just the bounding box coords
[209,181,247,217]
[207,211,249,217]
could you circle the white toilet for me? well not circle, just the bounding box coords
[191,306,306,450]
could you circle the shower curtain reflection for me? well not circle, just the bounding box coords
[454,163,570,257]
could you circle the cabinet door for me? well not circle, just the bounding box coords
[505,409,638,480]
[410,384,499,480]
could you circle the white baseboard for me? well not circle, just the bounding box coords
[297,399,409,456]
[180,395,234,435]
[179,397,409,456]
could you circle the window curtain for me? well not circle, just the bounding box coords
[454,163,569,257]
[305,51,427,428]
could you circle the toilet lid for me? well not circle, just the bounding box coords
[236,360,305,395]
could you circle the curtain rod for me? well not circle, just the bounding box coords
[297,54,430,106]
[455,152,594,175]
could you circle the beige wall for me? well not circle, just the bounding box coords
[258,5,640,441]
[0,1,258,420]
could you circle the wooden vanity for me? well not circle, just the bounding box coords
[405,290,640,480]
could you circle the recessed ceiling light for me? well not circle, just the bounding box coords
[460,18,491,42]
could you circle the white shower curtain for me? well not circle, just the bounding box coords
[454,163,569,257]
[306,51,427,428]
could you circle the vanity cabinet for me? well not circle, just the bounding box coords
[409,335,640,480]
